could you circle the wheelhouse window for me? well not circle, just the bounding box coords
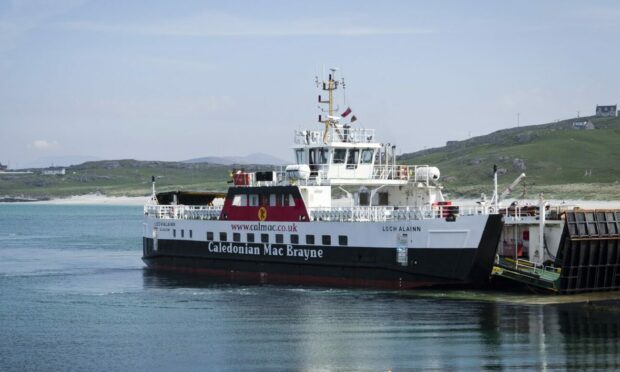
[319,148,329,164]
[232,194,247,206]
[295,149,306,164]
[378,192,389,206]
[249,194,259,207]
[346,149,360,169]
[333,149,346,164]
[361,149,374,164]
[308,148,329,166]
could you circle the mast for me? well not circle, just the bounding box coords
[317,68,340,143]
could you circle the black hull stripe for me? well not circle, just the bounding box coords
[143,262,446,289]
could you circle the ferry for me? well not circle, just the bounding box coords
[142,70,504,288]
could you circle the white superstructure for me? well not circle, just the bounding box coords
[141,69,504,289]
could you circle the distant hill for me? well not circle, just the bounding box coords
[0,159,270,199]
[399,115,620,198]
[184,152,288,166]
[20,155,101,169]
[3,116,620,200]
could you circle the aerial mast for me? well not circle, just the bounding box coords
[317,68,340,143]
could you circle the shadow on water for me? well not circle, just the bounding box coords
[478,302,620,369]
[141,268,272,289]
[141,269,620,369]
[554,302,620,369]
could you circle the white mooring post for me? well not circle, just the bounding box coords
[537,193,546,266]
[150,175,158,204]
[493,165,498,213]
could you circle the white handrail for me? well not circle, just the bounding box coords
[145,204,489,222]
[294,128,375,145]
[144,205,223,220]
[313,204,489,222]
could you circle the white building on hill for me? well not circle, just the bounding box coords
[42,167,66,176]
[596,105,617,117]
[572,120,595,130]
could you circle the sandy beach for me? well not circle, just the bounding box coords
[29,194,149,206]
[454,198,620,209]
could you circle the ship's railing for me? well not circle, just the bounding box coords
[500,203,575,223]
[294,127,375,145]
[308,205,490,222]
[145,204,491,222]
[145,204,223,220]
[273,164,438,186]
[371,164,439,183]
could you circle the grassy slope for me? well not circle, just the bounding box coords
[0,160,251,198]
[3,117,620,199]
[399,116,620,199]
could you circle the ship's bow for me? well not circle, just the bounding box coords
[466,214,503,284]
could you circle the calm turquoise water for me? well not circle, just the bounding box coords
[1,204,620,371]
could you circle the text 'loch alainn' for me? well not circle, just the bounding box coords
[382,225,422,232]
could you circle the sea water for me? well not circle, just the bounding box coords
[1,204,619,371]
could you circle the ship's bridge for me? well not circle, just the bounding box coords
[291,126,438,186]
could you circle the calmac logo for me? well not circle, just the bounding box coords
[258,207,267,221]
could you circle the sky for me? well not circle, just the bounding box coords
[1,0,620,168]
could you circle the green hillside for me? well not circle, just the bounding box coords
[399,116,620,199]
[2,116,620,201]
[0,160,263,200]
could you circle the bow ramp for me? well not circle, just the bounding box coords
[493,208,620,294]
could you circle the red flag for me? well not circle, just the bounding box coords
[341,107,352,118]
[350,115,357,123]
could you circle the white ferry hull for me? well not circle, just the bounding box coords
[142,214,503,289]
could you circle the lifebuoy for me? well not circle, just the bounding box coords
[258,207,267,221]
